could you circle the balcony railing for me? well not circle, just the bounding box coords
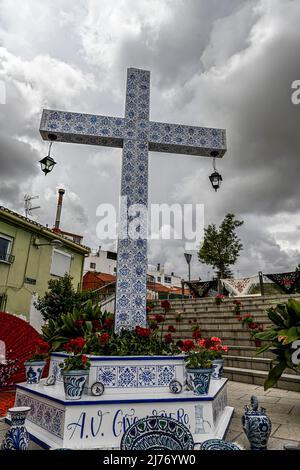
[0,253,15,264]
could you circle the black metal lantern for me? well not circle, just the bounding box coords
[209,171,223,191]
[39,135,57,175]
[39,154,56,175]
[209,151,223,191]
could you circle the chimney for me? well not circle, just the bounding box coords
[54,188,65,230]
[157,263,160,271]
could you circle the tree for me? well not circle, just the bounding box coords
[198,213,244,279]
[35,274,90,322]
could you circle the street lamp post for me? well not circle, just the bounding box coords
[184,253,192,282]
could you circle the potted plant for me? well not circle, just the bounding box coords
[215,294,224,306]
[198,337,228,380]
[24,338,49,384]
[59,337,91,400]
[182,339,215,395]
[254,298,300,390]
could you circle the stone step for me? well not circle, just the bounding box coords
[225,345,273,359]
[224,355,299,376]
[223,367,300,392]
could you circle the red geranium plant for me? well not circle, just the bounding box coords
[198,336,228,359]
[60,337,90,371]
[27,338,50,362]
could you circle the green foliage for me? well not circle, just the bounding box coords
[35,274,91,322]
[42,301,181,357]
[184,347,214,369]
[42,301,112,351]
[198,213,243,279]
[255,299,300,390]
[60,354,91,372]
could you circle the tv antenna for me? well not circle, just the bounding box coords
[24,195,40,218]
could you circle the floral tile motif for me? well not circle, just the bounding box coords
[16,392,64,438]
[118,366,138,388]
[157,366,175,386]
[40,67,227,333]
[138,367,156,387]
[97,367,117,387]
[213,388,227,425]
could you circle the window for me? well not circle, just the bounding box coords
[0,293,6,311]
[0,234,14,263]
[90,262,96,269]
[164,276,172,284]
[50,249,72,277]
[107,251,117,260]
[114,267,117,273]
[157,276,161,283]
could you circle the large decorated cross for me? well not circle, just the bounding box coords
[40,68,227,333]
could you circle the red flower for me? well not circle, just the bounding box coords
[104,317,114,329]
[33,339,49,353]
[168,325,177,333]
[81,355,88,365]
[146,306,152,313]
[65,337,86,354]
[182,340,195,352]
[154,314,164,324]
[249,323,259,330]
[176,340,184,348]
[99,333,110,345]
[75,320,85,328]
[222,346,228,353]
[92,320,103,331]
[135,326,151,338]
[211,336,222,344]
[161,300,171,310]
[164,333,173,344]
[192,329,201,340]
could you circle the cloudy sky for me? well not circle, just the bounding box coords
[0,0,300,280]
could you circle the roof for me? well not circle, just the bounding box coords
[0,205,90,254]
[84,271,116,283]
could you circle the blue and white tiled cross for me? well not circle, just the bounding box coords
[39,68,227,333]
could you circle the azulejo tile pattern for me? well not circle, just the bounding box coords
[15,392,64,438]
[39,67,227,332]
[212,388,227,425]
[97,364,175,388]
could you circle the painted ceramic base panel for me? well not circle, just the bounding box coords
[49,353,186,396]
[15,379,233,449]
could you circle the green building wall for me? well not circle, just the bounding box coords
[0,212,89,320]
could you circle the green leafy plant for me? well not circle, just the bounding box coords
[35,274,91,322]
[255,299,300,390]
[43,301,182,357]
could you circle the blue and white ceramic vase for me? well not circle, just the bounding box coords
[242,396,272,450]
[62,370,89,400]
[186,368,213,395]
[1,406,31,450]
[24,361,46,384]
[212,358,224,380]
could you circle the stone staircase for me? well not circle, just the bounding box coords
[150,294,300,392]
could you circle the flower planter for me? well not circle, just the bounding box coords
[50,353,186,396]
[62,370,89,401]
[185,368,213,395]
[1,406,31,450]
[212,359,224,380]
[24,361,46,384]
